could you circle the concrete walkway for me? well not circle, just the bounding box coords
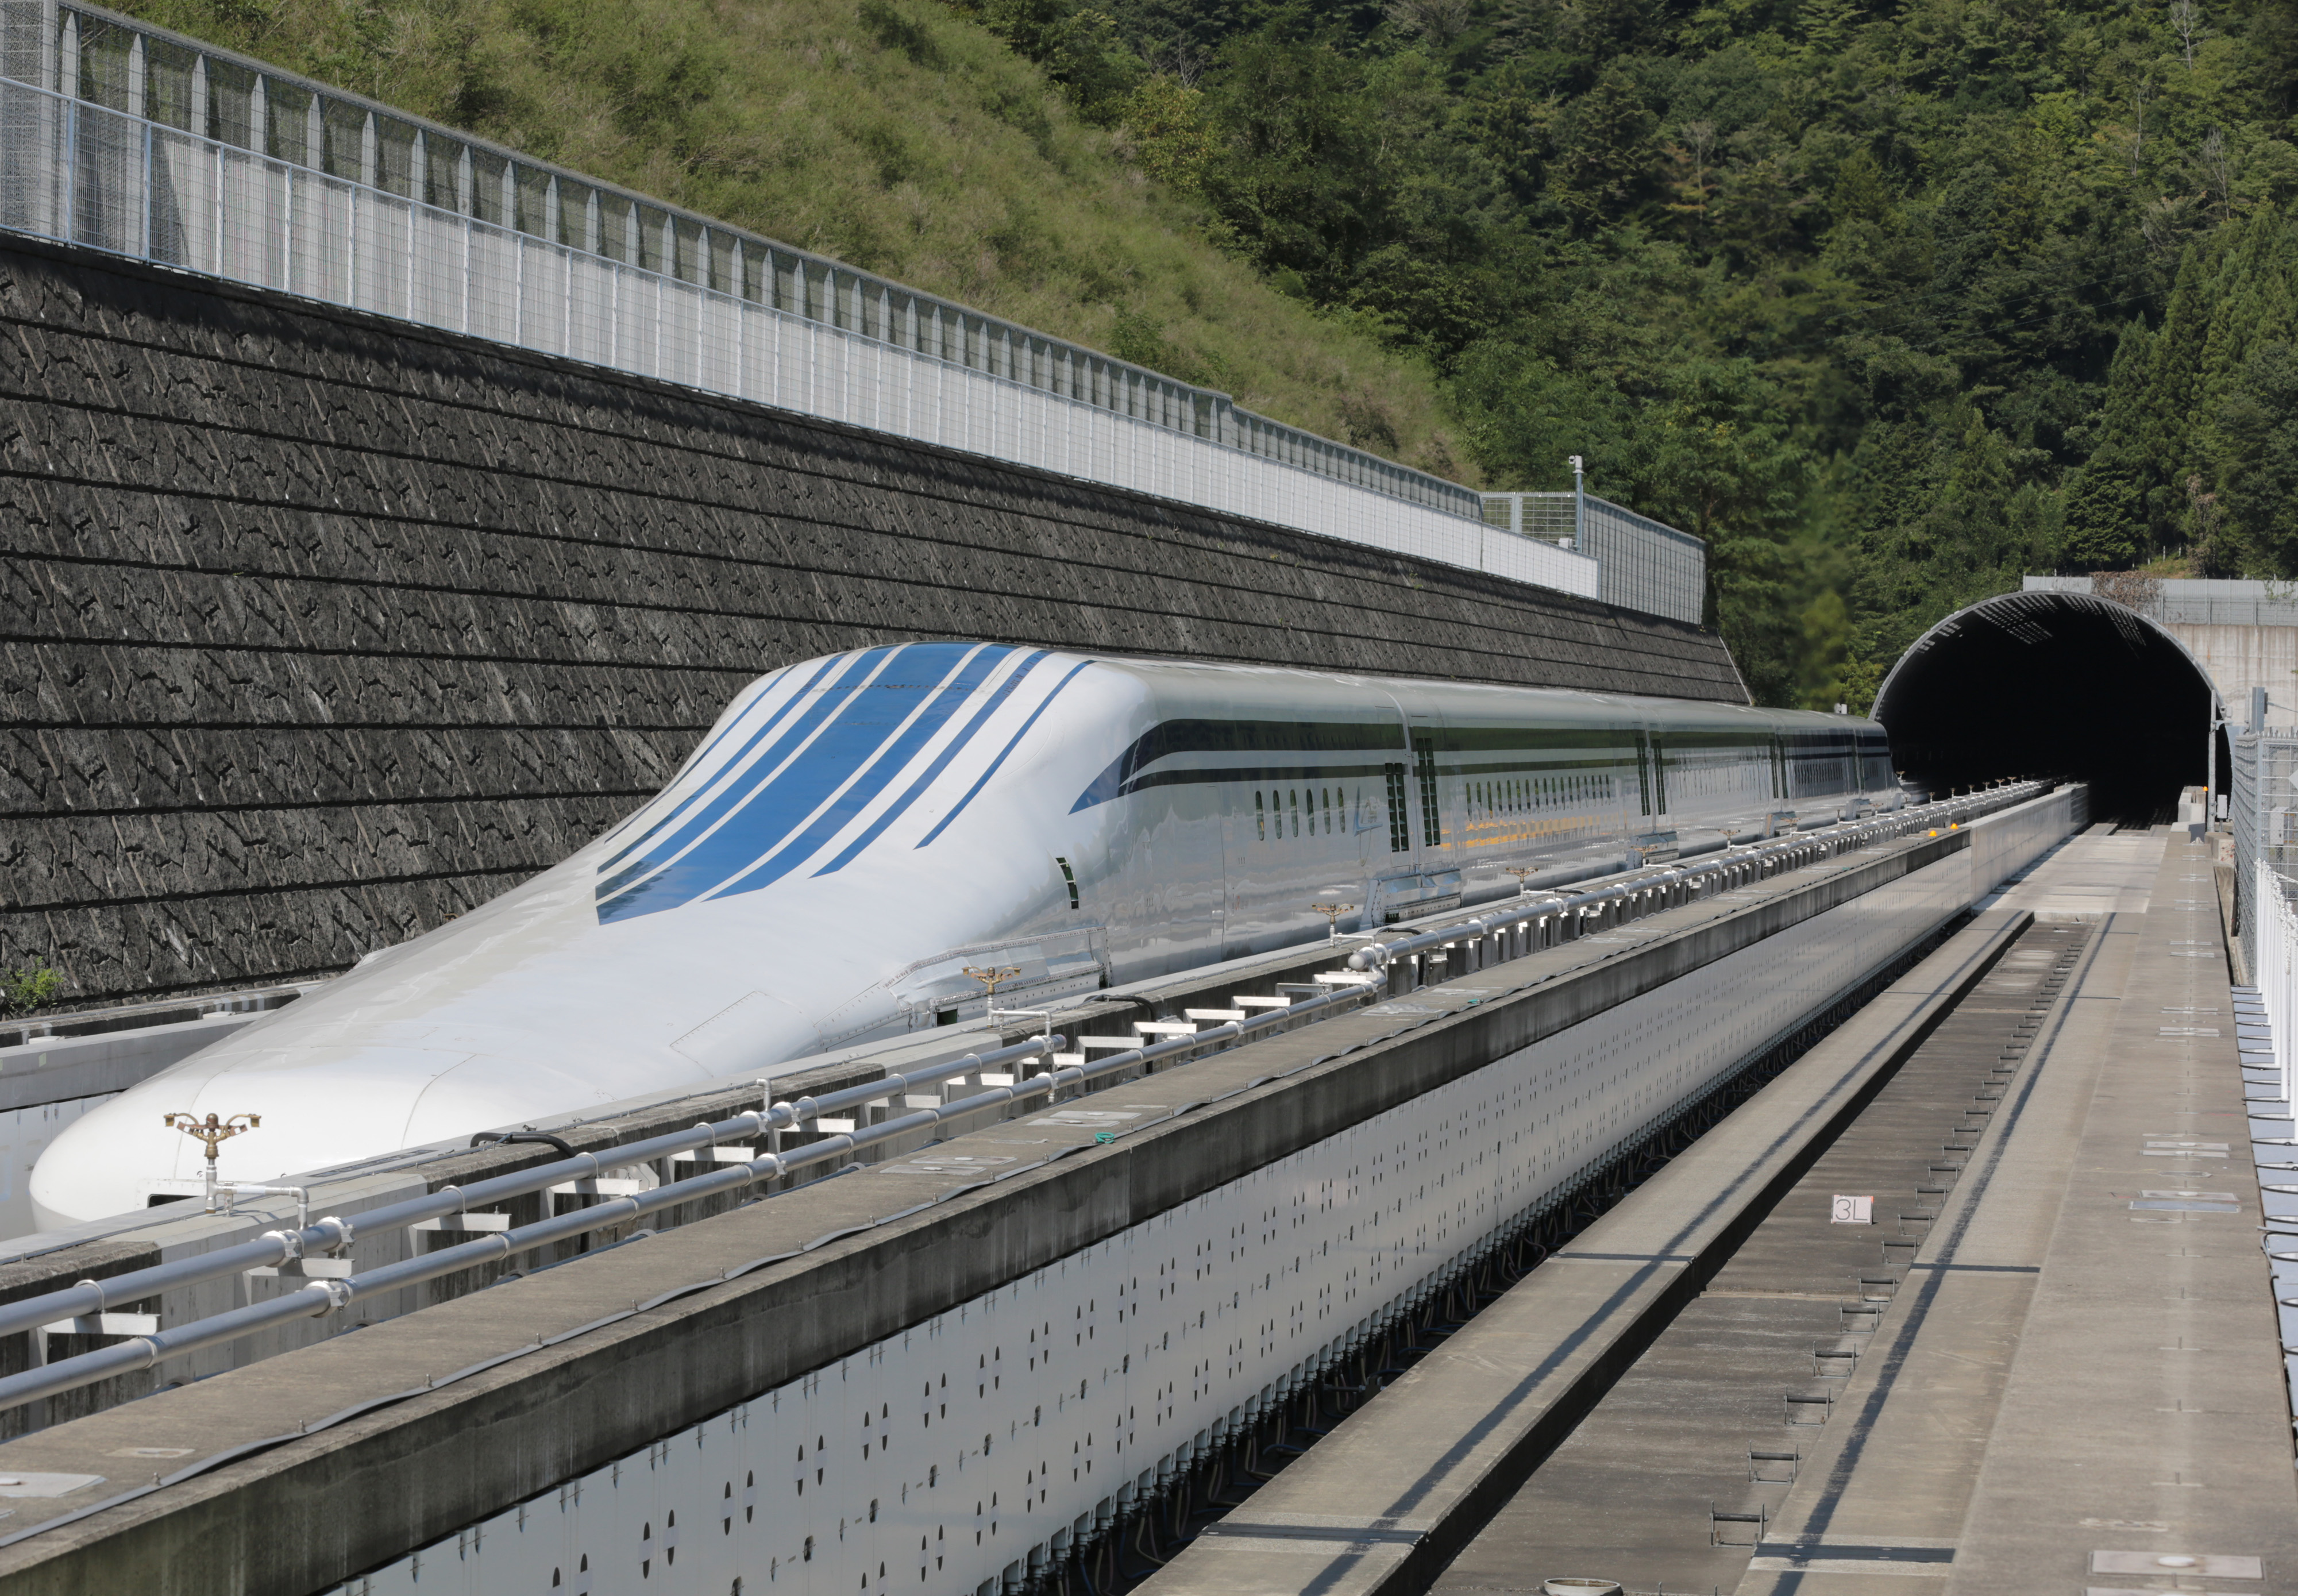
[1978,820,2166,920]
[1741,827,2296,1596]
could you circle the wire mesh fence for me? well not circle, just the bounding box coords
[0,2,1621,604]
[1478,491,1707,626]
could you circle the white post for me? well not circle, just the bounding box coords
[37,0,60,95]
[57,9,76,241]
[1570,454,1585,553]
[407,129,423,315]
[2207,717,2219,830]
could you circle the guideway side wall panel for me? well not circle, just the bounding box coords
[0,795,2078,1596]
[0,233,1748,1012]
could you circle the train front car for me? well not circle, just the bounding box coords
[30,643,1143,1227]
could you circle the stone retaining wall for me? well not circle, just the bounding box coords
[0,233,1745,1007]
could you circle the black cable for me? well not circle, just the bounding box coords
[468,1129,580,1158]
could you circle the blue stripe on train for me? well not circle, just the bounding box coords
[597,643,1015,923]
[696,645,1014,903]
[595,654,850,876]
[915,659,1097,849]
[592,647,898,912]
[813,650,1053,877]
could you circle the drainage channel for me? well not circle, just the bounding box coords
[1054,911,2072,1596]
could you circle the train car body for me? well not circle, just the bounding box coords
[30,644,1898,1225]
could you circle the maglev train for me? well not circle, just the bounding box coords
[31,643,1899,1225]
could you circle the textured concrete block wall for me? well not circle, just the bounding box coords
[0,234,1745,1008]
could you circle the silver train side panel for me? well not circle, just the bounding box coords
[328,793,2077,1596]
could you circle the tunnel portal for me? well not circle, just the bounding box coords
[1874,590,2217,823]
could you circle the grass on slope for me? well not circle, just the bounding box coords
[125,0,1475,483]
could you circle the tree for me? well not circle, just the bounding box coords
[2061,320,2155,570]
[2216,344,2298,574]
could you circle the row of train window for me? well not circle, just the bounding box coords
[1255,787,1352,841]
[1464,773,1611,818]
[1255,772,1615,845]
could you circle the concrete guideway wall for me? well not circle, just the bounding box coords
[0,233,1746,1013]
[0,792,2079,1595]
[1964,784,2088,899]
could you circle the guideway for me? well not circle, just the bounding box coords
[1142,826,2298,1595]
[0,791,2075,1595]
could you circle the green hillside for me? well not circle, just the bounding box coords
[124,0,2298,708]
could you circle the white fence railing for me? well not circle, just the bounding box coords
[1482,489,1707,624]
[2251,863,2296,1107]
[0,1,1609,603]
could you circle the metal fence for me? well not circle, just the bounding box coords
[2229,730,2298,1034]
[2250,863,2297,1108]
[0,1,1614,602]
[1481,490,1707,625]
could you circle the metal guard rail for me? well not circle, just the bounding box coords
[0,1029,1062,1346]
[0,2,1482,523]
[1349,780,2049,976]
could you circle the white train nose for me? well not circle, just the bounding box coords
[30,1102,203,1228]
[28,1047,602,1229]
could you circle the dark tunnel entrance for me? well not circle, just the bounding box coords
[1873,590,2218,824]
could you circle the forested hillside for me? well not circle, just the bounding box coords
[127,0,2298,707]
[964,0,2298,704]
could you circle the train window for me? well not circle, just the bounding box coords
[1414,746,1443,847]
[1384,764,1410,853]
[1255,791,1266,841]
[1055,857,1079,910]
[1290,790,1301,837]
